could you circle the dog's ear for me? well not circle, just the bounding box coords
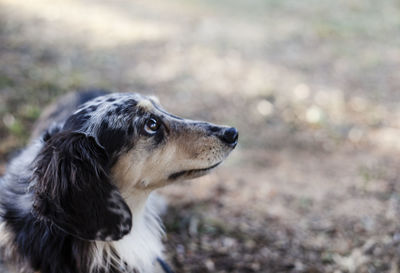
[32,131,132,241]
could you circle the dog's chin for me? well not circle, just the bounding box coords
[168,162,222,181]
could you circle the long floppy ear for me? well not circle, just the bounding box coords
[32,131,132,241]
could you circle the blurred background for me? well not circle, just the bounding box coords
[0,0,399,272]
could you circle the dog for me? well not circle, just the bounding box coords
[0,91,238,273]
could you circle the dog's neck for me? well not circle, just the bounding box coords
[124,190,151,217]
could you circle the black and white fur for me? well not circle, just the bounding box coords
[0,91,238,273]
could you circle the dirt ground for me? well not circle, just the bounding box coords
[0,0,400,272]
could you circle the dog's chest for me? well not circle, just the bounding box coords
[113,218,163,272]
[93,196,164,273]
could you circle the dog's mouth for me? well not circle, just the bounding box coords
[168,162,222,180]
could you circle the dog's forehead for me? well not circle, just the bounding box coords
[76,93,160,117]
[64,93,162,132]
[79,93,141,110]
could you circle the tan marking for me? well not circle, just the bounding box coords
[148,95,160,105]
[0,222,34,272]
[137,99,153,111]
[112,140,181,191]
[0,222,14,259]
[111,125,229,192]
[0,222,9,243]
[111,96,234,192]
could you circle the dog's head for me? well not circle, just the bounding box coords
[32,93,238,241]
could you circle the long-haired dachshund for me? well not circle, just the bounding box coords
[0,91,238,273]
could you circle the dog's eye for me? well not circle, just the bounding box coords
[144,118,160,134]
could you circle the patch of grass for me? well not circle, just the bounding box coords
[21,104,41,121]
[6,118,26,138]
[0,75,15,88]
[358,165,387,184]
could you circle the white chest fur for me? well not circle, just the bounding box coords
[92,193,165,273]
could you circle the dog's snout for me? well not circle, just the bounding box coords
[221,127,239,146]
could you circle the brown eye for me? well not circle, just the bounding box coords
[144,118,160,134]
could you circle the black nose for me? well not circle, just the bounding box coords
[222,127,239,145]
